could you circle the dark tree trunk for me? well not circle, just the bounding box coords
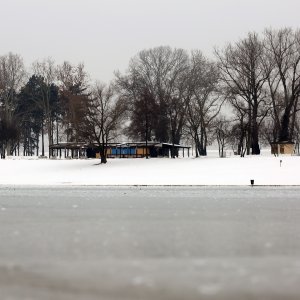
[246,125,251,155]
[100,146,107,164]
[56,120,59,144]
[199,126,207,156]
[250,101,260,155]
[36,132,39,156]
[194,135,199,158]
[279,109,291,142]
[251,137,260,155]
[290,102,298,141]
[41,124,45,157]
[170,131,180,158]
[251,119,260,155]
[99,132,108,164]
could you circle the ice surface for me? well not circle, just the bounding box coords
[0,186,300,299]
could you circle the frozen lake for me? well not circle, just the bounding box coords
[0,186,300,300]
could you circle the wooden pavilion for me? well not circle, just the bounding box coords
[49,141,191,159]
[271,141,295,155]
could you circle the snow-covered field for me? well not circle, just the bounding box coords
[0,151,299,186]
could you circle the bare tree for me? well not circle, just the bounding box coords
[32,58,59,157]
[0,52,26,157]
[264,28,300,142]
[57,61,90,144]
[214,116,231,158]
[186,51,222,156]
[216,32,270,155]
[227,96,249,156]
[115,46,189,154]
[81,83,127,164]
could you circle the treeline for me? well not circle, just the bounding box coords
[1,28,300,162]
[0,58,127,163]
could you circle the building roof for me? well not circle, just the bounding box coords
[50,141,191,150]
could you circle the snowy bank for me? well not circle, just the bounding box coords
[0,154,299,186]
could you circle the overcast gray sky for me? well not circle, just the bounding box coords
[1,0,300,82]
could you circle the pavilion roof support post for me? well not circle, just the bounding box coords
[171,142,175,158]
[146,141,149,159]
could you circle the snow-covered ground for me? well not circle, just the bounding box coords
[0,150,299,186]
